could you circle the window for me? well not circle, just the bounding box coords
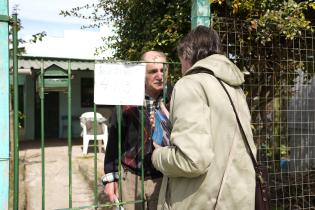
[81,78,94,108]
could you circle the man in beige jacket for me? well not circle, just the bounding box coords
[152,26,256,210]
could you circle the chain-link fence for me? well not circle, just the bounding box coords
[214,17,315,209]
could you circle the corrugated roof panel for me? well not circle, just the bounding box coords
[10,56,96,71]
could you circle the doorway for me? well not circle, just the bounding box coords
[35,92,60,139]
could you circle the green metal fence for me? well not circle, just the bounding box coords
[8,14,315,210]
[10,54,180,209]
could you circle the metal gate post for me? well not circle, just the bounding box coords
[40,58,45,210]
[0,0,10,209]
[191,0,211,28]
[67,60,73,208]
[12,13,20,210]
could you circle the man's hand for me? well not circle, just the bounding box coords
[149,111,155,128]
[104,181,118,202]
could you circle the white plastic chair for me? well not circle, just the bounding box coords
[80,112,108,155]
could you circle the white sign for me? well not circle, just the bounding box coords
[94,63,146,105]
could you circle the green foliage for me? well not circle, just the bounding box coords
[61,0,314,61]
[29,32,47,43]
[212,0,314,44]
[61,0,191,61]
[254,0,312,44]
[209,1,314,132]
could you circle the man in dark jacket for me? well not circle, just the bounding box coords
[103,51,172,210]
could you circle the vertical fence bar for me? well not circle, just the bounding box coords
[310,28,315,209]
[67,60,73,208]
[285,36,292,209]
[162,63,167,102]
[191,0,210,29]
[117,105,122,203]
[0,1,9,209]
[93,105,98,209]
[40,59,45,210]
[12,13,19,210]
[140,106,144,210]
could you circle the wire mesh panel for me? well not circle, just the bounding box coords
[214,17,315,209]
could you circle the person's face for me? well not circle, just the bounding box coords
[145,57,168,98]
[179,56,192,75]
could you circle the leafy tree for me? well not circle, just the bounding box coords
[61,0,191,60]
[212,0,314,43]
[61,0,314,61]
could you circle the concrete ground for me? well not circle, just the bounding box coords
[19,139,107,210]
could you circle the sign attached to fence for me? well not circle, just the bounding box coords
[94,63,146,105]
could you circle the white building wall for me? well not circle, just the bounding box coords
[59,70,94,138]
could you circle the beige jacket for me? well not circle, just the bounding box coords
[152,54,256,210]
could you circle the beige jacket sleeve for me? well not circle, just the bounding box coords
[152,77,214,178]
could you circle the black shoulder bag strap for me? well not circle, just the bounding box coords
[215,78,258,168]
[212,76,258,209]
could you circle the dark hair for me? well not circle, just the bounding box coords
[177,26,222,66]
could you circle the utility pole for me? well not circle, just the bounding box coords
[0,0,10,209]
[191,0,211,28]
